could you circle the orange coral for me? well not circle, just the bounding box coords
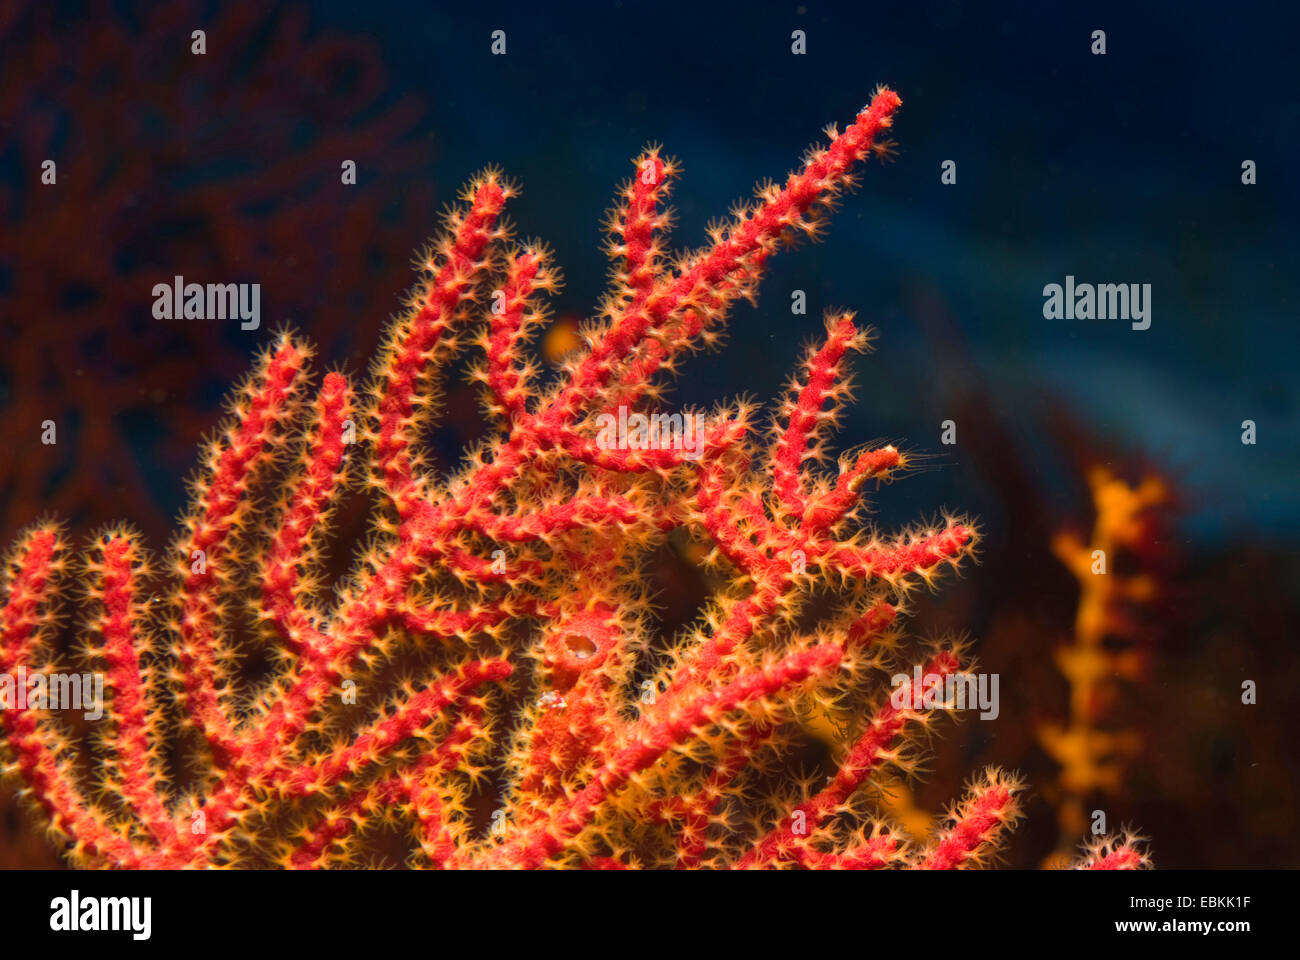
[1039,466,1166,868]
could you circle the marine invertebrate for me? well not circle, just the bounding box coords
[0,88,1141,869]
[1040,467,1167,868]
[0,0,434,546]
[0,2,436,862]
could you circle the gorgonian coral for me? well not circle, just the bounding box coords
[0,88,1147,869]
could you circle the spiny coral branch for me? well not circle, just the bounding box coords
[1071,831,1153,870]
[0,87,1146,869]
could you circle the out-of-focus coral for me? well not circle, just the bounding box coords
[1038,468,1168,868]
[0,0,434,544]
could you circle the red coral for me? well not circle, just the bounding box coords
[0,88,1145,869]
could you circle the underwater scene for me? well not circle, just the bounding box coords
[0,0,1295,898]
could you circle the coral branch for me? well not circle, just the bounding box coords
[919,769,1024,869]
[1070,831,1153,870]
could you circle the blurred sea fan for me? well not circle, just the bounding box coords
[0,0,434,544]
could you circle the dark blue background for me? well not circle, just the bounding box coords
[304,0,1298,544]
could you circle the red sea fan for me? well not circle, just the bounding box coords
[0,89,1148,869]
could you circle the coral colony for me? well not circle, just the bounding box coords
[0,89,1148,869]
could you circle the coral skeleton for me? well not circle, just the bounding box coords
[0,89,1147,869]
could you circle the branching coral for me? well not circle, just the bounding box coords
[0,88,1146,869]
[1040,466,1167,868]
